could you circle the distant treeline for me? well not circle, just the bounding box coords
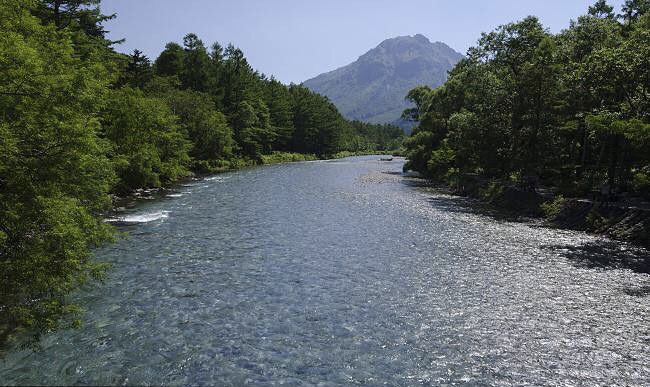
[403,0,650,199]
[0,0,403,342]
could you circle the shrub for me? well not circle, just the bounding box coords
[632,171,650,199]
[479,181,504,202]
[541,195,567,218]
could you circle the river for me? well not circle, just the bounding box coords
[1,156,649,385]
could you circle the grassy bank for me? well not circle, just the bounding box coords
[330,149,401,159]
[259,152,319,165]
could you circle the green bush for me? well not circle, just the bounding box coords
[586,209,609,229]
[632,171,650,199]
[260,152,318,164]
[479,181,504,202]
[541,195,567,218]
[426,143,455,178]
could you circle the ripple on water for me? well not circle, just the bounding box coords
[1,156,649,386]
[105,210,169,224]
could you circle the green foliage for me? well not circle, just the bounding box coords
[426,141,456,177]
[631,170,650,198]
[101,87,191,193]
[259,152,318,164]
[151,88,235,168]
[0,0,115,341]
[589,0,615,19]
[479,181,505,202]
[620,0,650,24]
[403,4,650,200]
[262,79,295,149]
[586,209,610,229]
[541,195,568,218]
[346,120,405,152]
[154,42,185,76]
[180,33,210,92]
[117,49,153,88]
[330,150,395,159]
[35,1,110,31]
[403,131,436,174]
[289,85,347,156]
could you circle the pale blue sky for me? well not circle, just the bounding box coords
[101,0,625,84]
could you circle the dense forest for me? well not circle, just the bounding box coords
[403,0,650,200]
[0,0,403,342]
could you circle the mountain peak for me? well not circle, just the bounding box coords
[374,34,433,53]
[303,36,463,127]
[414,33,430,43]
[380,33,430,44]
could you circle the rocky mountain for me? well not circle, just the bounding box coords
[303,34,463,127]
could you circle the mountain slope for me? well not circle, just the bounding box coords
[303,34,463,126]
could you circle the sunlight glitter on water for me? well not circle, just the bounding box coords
[2,156,649,386]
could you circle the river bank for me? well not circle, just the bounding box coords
[420,174,650,249]
[109,151,399,214]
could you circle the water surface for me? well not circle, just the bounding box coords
[1,156,649,386]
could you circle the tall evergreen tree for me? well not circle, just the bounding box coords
[154,42,185,77]
[180,33,210,92]
[35,0,114,37]
[118,49,153,88]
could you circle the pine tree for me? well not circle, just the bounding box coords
[119,49,153,88]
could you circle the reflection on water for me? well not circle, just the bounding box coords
[1,156,649,386]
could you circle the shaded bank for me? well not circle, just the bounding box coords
[548,198,650,247]
[423,172,650,248]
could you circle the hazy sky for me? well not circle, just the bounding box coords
[101,0,625,84]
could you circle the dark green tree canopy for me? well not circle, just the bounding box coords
[154,42,185,77]
[620,0,650,23]
[589,0,615,19]
[181,33,210,91]
[36,0,113,35]
[118,49,153,88]
[1,0,116,342]
[402,2,650,201]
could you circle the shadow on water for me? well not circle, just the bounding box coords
[407,173,650,281]
[395,174,436,188]
[396,173,540,223]
[623,285,650,297]
[421,191,534,223]
[545,240,650,275]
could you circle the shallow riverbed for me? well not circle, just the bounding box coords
[1,156,649,386]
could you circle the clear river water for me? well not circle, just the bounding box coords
[1,156,649,386]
